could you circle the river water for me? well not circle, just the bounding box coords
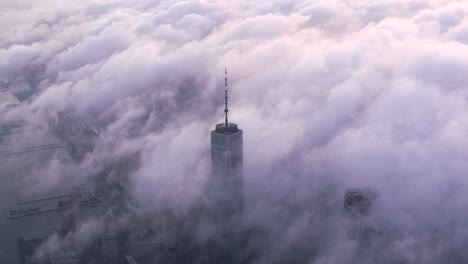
[0,148,73,264]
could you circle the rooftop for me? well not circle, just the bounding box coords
[344,188,378,214]
[214,123,240,134]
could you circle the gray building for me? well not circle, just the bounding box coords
[344,188,378,215]
[210,70,243,217]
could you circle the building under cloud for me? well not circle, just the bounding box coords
[2,0,468,263]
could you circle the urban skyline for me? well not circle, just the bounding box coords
[2,1,468,263]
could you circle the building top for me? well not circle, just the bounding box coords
[213,68,241,135]
[344,188,378,214]
[344,188,377,203]
[214,123,240,134]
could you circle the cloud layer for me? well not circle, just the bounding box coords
[2,0,468,263]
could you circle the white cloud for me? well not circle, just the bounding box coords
[3,0,468,262]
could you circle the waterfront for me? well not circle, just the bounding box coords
[0,147,75,264]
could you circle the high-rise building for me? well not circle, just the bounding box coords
[344,188,378,215]
[210,69,243,216]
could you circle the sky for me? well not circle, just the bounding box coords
[2,0,468,263]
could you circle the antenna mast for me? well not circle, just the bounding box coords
[224,67,229,128]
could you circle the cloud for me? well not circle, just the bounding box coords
[2,0,468,262]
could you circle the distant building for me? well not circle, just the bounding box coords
[344,188,378,215]
[54,111,99,160]
[210,69,243,217]
[48,250,80,264]
[128,227,167,261]
[99,234,119,263]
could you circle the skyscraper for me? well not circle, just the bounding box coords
[210,69,243,216]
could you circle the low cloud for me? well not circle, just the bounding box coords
[2,0,468,262]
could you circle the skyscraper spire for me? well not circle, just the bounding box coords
[224,67,229,128]
[211,67,244,218]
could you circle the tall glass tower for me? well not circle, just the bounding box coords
[210,69,243,216]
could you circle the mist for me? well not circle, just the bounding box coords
[2,0,468,263]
